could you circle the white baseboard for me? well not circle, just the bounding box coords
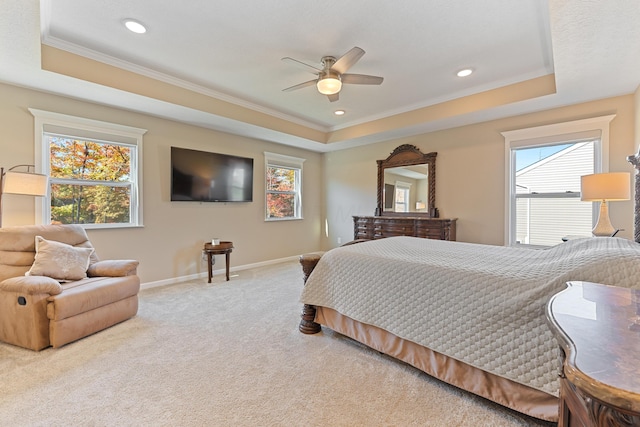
[140,255,299,290]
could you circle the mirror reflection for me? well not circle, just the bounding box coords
[383,165,429,213]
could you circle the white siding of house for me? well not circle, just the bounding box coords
[515,141,594,245]
[516,142,593,192]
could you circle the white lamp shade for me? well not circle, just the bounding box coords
[580,172,630,201]
[3,171,48,196]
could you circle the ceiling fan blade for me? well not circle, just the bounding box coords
[327,93,339,102]
[341,74,384,85]
[331,47,365,74]
[281,57,322,74]
[282,79,317,92]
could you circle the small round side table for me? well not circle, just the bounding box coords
[203,241,233,282]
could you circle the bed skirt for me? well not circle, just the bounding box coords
[315,306,559,422]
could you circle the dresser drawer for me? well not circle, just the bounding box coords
[373,219,414,238]
[353,216,456,241]
[415,221,446,239]
[354,218,374,239]
[355,228,374,239]
[415,228,444,239]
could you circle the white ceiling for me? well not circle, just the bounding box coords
[2,1,640,152]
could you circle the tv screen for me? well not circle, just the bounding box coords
[171,147,254,202]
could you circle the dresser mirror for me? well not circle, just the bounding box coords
[375,144,437,217]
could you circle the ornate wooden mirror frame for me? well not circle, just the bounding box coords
[375,144,437,217]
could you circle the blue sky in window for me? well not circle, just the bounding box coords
[516,144,572,171]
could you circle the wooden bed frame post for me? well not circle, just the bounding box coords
[299,253,323,334]
[626,150,640,243]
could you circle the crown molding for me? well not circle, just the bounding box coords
[39,34,328,134]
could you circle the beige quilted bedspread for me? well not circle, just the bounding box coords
[300,236,640,396]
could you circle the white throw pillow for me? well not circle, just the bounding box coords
[26,236,94,281]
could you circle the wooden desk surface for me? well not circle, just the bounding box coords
[547,281,640,414]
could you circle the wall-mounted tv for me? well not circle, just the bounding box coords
[170,146,254,202]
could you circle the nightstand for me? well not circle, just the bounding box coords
[546,281,640,426]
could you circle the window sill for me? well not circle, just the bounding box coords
[60,223,144,230]
[265,217,303,222]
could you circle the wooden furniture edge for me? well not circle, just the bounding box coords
[299,252,324,334]
[298,240,369,334]
[626,150,640,243]
[547,282,640,426]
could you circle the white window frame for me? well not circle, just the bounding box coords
[502,115,615,247]
[29,108,146,228]
[264,152,305,221]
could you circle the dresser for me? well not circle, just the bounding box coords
[546,281,640,427]
[353,215,457,241]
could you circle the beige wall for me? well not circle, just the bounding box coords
[635,85,640,149]
[2,81,637,282]
[323,95,636,249]
[0,83,323,283]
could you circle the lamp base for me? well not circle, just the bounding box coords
[592,200,616,237]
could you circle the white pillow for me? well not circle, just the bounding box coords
[26,236,94,281]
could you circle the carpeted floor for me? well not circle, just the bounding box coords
[0,261,556,426]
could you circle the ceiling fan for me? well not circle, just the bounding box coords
[282,46,383,102]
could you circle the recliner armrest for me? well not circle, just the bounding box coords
[87,260,139,277]
[0,276,63,295]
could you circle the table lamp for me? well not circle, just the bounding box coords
[580,172,630,237]
[0,165,49,227]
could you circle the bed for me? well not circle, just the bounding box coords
[299,232,640,422]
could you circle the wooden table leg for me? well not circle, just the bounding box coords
[225,251,230,281]
[207,252,213,283]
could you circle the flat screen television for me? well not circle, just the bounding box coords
[170,147,254,202]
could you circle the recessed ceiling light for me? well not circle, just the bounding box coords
[124,19,147,34]
[334,110,345,116]
[457,68,473,77]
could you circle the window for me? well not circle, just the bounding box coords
[394,181,411,212]
[30,109,146,228]
[265,152,305,220]
[514,141,594,246]
[503,115,615,247]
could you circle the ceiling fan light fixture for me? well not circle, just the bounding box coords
[282,48,382,99]
[317,73,342,95]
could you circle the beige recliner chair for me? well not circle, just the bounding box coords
[0,224,140,351]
